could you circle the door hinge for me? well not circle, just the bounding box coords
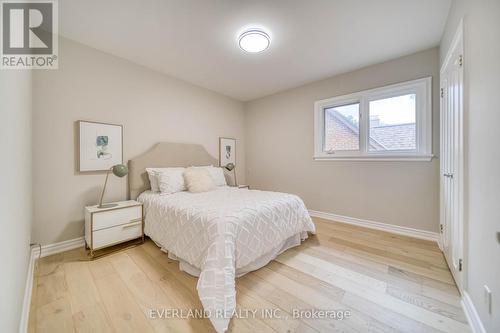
[440,88,444,98]
[440,224,444,233]
[458,55,463,67]
[459,258,463,271]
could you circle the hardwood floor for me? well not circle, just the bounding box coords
[28,218,470,333]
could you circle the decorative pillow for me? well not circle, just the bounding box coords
[184,167,216,193]
[191,165,227,186]
[157,167,187,194]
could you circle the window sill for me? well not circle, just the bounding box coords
[313,154,434,162]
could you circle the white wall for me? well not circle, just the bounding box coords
[440,1,500,331]
[245,48,440,232]
[0,71,32,332]
[32,37,245,245]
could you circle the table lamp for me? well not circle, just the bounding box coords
[223,162,237,186]
[98,164,128,208]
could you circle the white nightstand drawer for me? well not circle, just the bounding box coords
[92,205,142,231]
[92,221,142,250]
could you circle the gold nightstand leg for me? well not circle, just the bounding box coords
[141,205,145,244]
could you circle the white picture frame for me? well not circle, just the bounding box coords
[78,120,123,172]
[219,137,236,167]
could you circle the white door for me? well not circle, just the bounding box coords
[440,21,464,290]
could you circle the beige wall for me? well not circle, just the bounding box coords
[441,1,500,331]
[32,38,245,245]
[0,71,32,332]
[245,48,440,232]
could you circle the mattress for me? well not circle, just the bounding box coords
[138,186,316,332]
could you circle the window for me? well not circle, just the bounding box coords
[314,77,432,161]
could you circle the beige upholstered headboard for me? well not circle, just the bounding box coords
[128,142,218,199]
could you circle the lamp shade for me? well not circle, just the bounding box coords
[111,164,128,177]
[224,163,235,171]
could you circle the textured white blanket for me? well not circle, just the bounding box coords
[138,187,315,332]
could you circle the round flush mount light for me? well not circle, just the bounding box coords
[238,29,270,53]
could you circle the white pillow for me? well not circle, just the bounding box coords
[184,167,216,193]
[157,167,187,194]
[209,167,227,186]
[145,168,165,192]
[191,165,227,186]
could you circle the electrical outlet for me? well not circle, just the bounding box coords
[484,285,492,314]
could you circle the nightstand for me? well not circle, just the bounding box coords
[84,200,144,258]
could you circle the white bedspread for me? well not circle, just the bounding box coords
[138,186,315,332]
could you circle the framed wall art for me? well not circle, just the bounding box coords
[219,137,236,167]
[78,120,123,172]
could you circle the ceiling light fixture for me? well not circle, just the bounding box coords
[238,29,270,53]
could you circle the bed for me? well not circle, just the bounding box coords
[129,143,316,332]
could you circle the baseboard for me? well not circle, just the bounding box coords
[437,237,444,251]
[309,210,439,242]
[462,291,487,333]
[18,237,85,333]
[32,237,85,258]
[18,247,37,333]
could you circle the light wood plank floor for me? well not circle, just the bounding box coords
[28,218,470,333]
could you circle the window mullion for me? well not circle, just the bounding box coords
[359,97,368,154]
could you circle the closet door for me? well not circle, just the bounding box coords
[440,22,464,290]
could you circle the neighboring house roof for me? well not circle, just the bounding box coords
[326,111,415,151]
[370,123,416,150]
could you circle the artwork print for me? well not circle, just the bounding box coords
[79,121,123,172]
[96,135,111,159]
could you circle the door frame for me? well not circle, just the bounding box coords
[439,18,466,292]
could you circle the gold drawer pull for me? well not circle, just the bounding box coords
[123,221,142,228]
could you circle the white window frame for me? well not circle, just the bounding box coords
[314,77,433,161]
